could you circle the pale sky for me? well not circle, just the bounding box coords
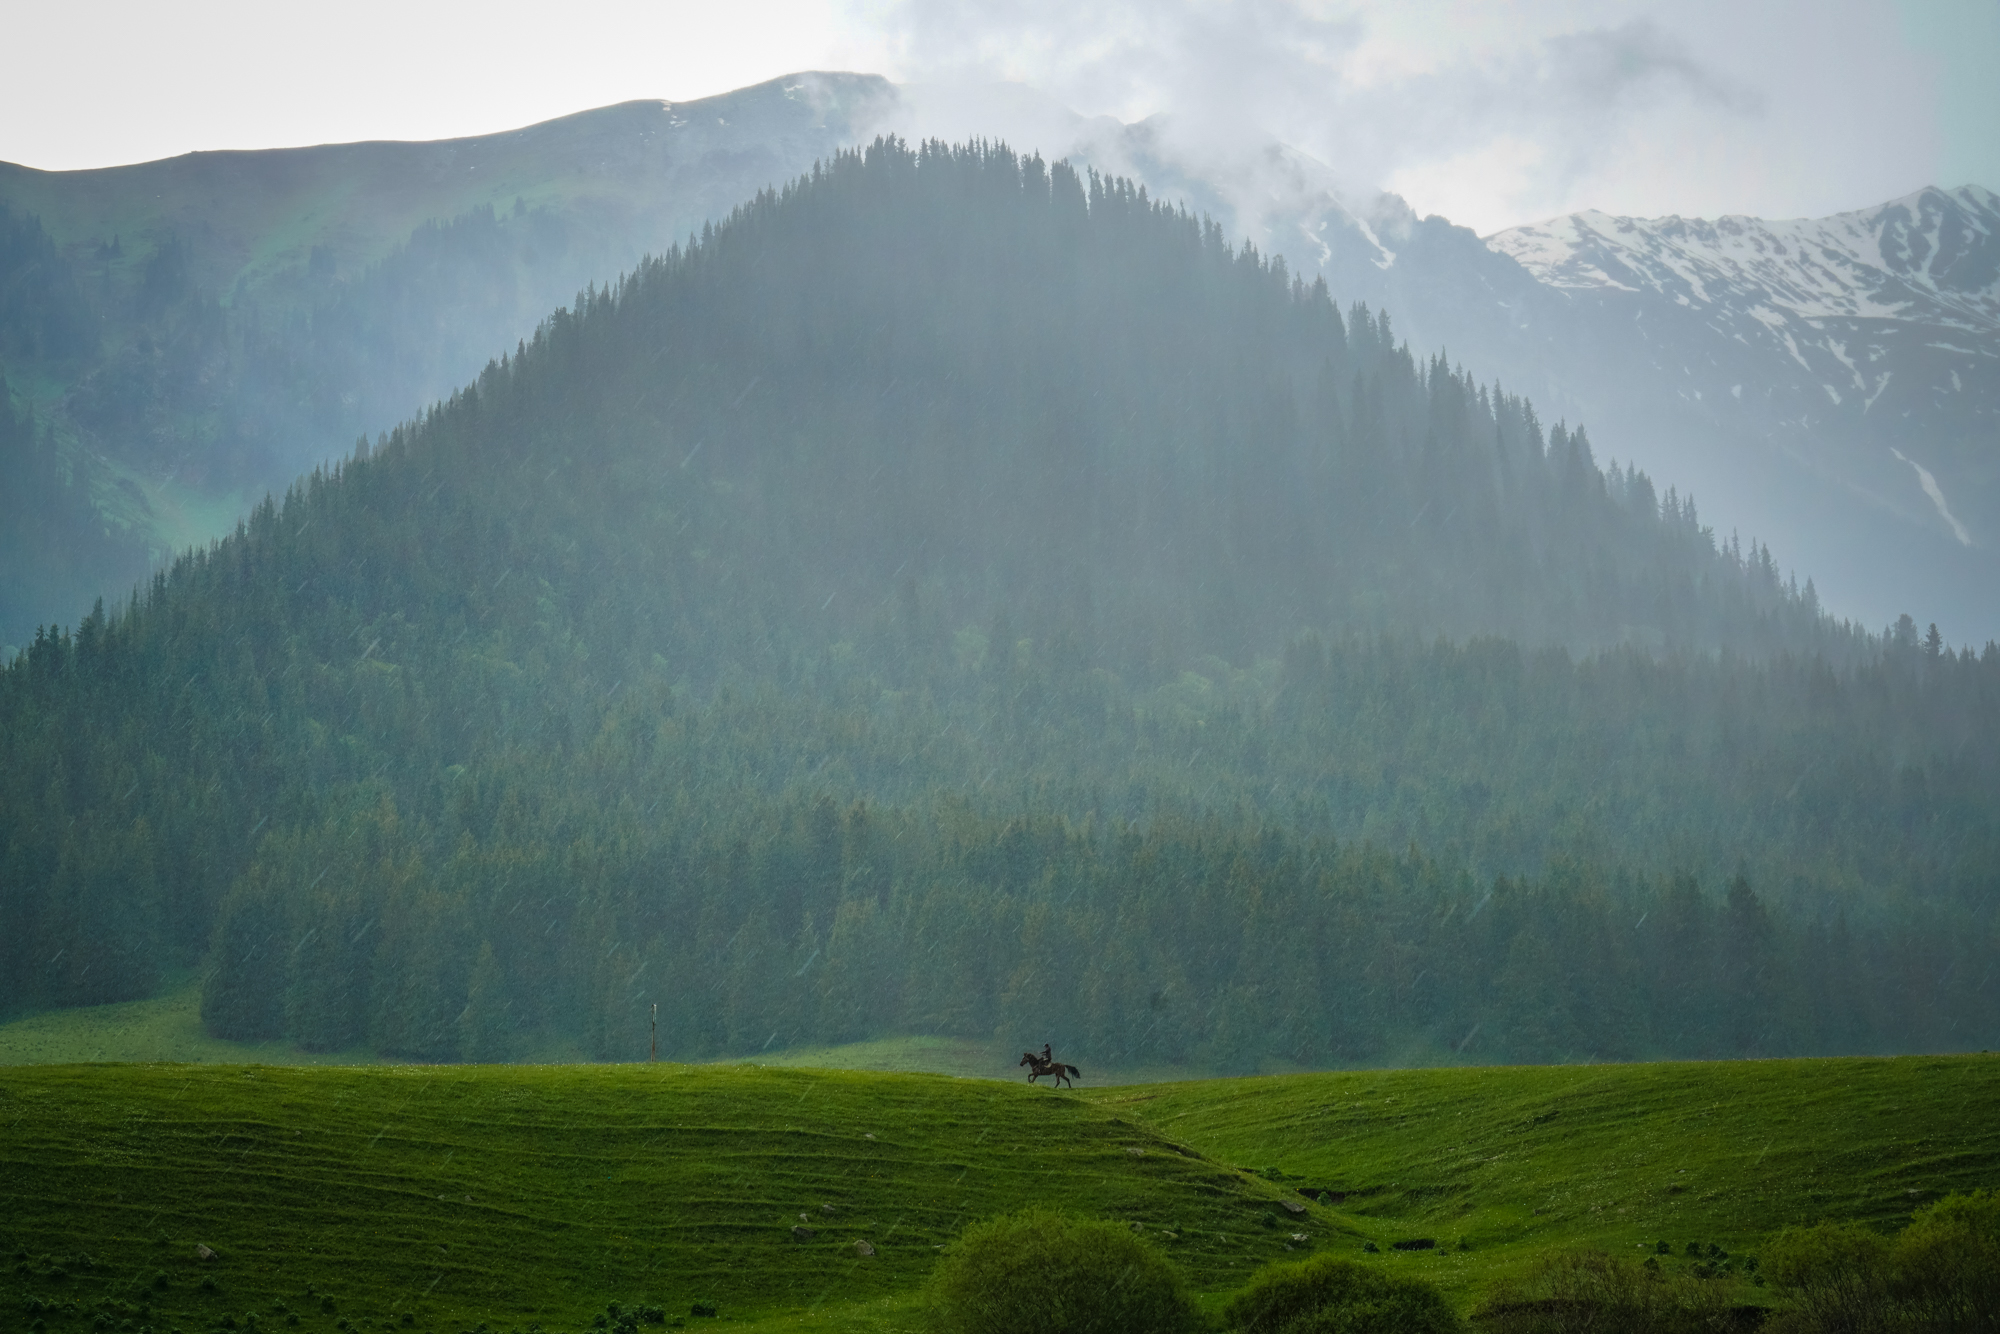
[4,0,1996,235]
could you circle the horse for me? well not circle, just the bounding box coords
[1019,1050,1082,1089]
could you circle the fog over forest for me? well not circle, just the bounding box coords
[4,141,1994,1072]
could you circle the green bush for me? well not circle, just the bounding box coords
[1891,1190,2000,1333]
[926,1209,1204,1334]
[1762,1192,2000,1334]
[1761,1220,1891,1334]
[1471,1250,1736,1334]
[1226,1254,1461,1334]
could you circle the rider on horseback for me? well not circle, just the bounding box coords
[1019,1044,1081,1089]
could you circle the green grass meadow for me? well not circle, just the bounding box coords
[0,983,361,1068]
[0,985,1191,1081]
[1087,1055,2000,1301]
[2,994,1997,1333]
[0,1062,1326,1334]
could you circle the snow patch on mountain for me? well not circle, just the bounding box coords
[1488,186,2000,328]
[1893,448,1973,545]
[1478,184,1998,573]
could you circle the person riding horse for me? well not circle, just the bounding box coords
[1019,1045,1082,1089]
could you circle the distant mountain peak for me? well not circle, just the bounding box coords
[1481,185,2000,572]
[1486,185,2000,328]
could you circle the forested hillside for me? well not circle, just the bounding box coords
[0,76,892,652]
[0,197,633,648]
[2,140,1993,1067]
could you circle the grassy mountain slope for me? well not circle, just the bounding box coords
[0,980,400,1068]
[1096,1056,2000,1268]
[0,982,1176,1080]
[0,75,890,303]
[0,1062,1315,1333]
[2,1056,1995,1330]
[0,75,891,650]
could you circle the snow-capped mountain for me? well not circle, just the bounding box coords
[1491,186,2000,328]
[1489,187,1998,534]
[1464,188,2000,638]
[1137,143,2000,638]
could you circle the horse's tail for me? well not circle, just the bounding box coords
[1065,1064,1081,1078]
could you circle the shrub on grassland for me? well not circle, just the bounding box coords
[926,1209,1204,1334]
[1226,1253,1462,1334]
[1762,1191,2000,1334]
[1470,1250,1739,1334]
[1760,1221,1890,1334]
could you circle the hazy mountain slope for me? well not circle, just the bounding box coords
[0,73,895,307]
[1482,187,2000,639]
[0,73,894,651]
[10,71,1994,653]
[1138,172,1998,642]
[860,87,2000,641]
[4,143,1992,1067]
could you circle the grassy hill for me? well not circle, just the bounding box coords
[3,1055,1996,1331]
[0,1062,1321,1334]
[0,75,890,649]
[0,74,889,309]
[0,985,1203,1083]
[1090,1054,2000,1298]
[0,981,400,1068]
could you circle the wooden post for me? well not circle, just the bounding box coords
[650,1003,658,1063]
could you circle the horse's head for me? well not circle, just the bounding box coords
[1019,1052,1035,1066]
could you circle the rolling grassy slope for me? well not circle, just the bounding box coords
[3,1056,1995,1330]
[0,982,325,1067]
[0,988,1194,1082]
[1097,1055,2000,1298]
[0,1064,1325,1334]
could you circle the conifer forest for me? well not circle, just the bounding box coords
[3,141,1996,1068]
